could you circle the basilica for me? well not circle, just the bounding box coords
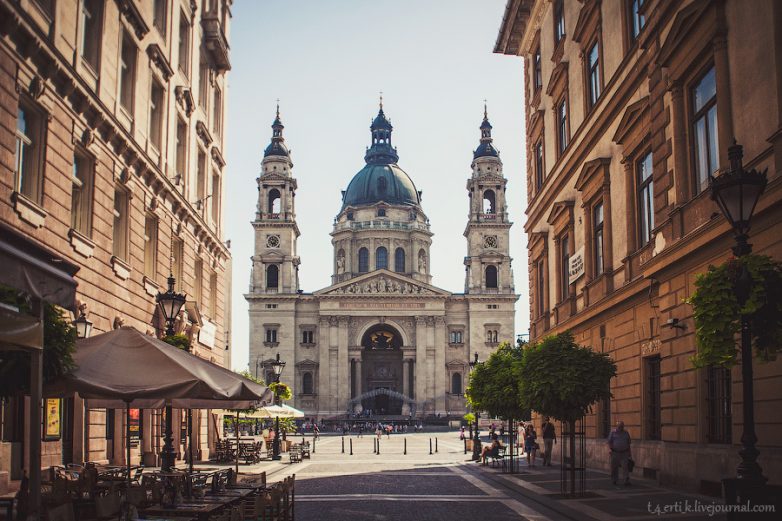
[246,103,518,420]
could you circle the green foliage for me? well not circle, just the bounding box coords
[687,254,782,367]
[269,381,292,401]
[0,302,77,398]
[277,417,297,433]
[517,332,616,424]
[161,333,192,351]
[463,412,475,423]
[466,341,529,420]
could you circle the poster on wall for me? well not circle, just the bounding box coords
[129,409,140,447]
[44,398,61,441]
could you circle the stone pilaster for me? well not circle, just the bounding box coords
[434,316,446,414]
[402,358,410,398]
[337,317,350,413]
[317,316,331,416]
[414,316,427,410]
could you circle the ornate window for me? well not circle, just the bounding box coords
[482,190,496,214]
[119,31,136,113]
[534,140,544,191]
[706,366,731,444]
[112,188,130,260]
[358,248,369,273]
[394,247,405,273]
[485,265,498,289]
[628,0,646,41]
[637,152,654,246]
[302,372,314,395]
[144,215,158,279]
[554,0,565,45]
[15,102,45,203]
[71,150,94,236]
[178,11,190,77]
[264,326,278,346]
[80,0,103,71]
[557,98,568,155]
[533,45,542,92]
[266,264,279,289]
[691,66,718,194]
[375,246,388,270]
[587,41,601,109]
[451,373,462,395]
[559,234,569,303]
[149,79,165,151]
[536,259,546,317]
[449,330,464,345]
[593,202,604,276]
[267,189,281,214]
[644,356,661,440]
[153,0,167,38]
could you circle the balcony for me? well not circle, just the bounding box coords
[202,14,231,71]
[333,220,431,233]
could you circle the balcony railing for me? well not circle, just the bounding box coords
[333,220,431,233]
[202,14,231,71]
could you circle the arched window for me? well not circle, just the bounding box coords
[451,373,462,395]
[358,248,369,273]
[376,247,388,270]
[268,189,281,214]
[266,264,279,289]
[483,190,496,214]
[302,372,313,395]
[378,176,387,194]
[394,248,405,273]
[485,265,498,288]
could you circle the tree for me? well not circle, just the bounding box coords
[517,332,616,494]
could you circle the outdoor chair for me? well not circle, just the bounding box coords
[288,445,301,464]
[488,447,506,468]
[300,442,311,459]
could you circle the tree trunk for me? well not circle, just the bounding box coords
[569,419,576,496]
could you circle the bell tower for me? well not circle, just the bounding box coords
[464,105,514,294]
[251,105,300,294]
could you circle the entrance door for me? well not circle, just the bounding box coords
[374,388,390,414]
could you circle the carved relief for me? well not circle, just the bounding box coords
[331,276,433,295]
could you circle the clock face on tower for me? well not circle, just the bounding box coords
[484,235,498,249]
[266,235,280,248]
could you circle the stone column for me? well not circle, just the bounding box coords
[355,357,363,397]
[426,317,436,410]
[402,359,410,398]
[317,317,330,418]
[414,316,427,412]
[434,317,446,415]
[669,82,689,206]
[337,317,349,414]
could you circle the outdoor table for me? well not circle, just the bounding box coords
[140,501,226,521]
[205,488,254,499]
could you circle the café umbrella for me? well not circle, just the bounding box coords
[45,327,272,485]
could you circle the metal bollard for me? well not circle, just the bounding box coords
[373,438,377,454]
[429,438,433,455]
[377,438,380,455]
[342,437,345,453]
[404,438,407,455]
[350,438,353,455]
[313,437,316,454]
[436,438,438,453]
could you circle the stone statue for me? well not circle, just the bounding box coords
[112,316,124,330]
[336,254,345,274]
[174,308,189,335]
[418,251,427,272]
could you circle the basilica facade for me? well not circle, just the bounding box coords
[246,104,518,420]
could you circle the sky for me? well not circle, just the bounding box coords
[224,0,528,371]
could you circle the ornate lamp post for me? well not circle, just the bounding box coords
[709,141,767,488]
[270,353,286,460]
[468,352,481,461]
[72,310,93,339]
[156,274,186,472]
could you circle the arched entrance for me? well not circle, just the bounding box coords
[360,324,403,415]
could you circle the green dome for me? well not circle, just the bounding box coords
[341,164,420,210]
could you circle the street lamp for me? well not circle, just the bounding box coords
[72,311,93,339]
[468,352,481,461]
[709,141,767,489]
[270,353,286,460]
[156,273,187,472]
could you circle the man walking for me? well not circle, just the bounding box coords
[607,420,632,486]
[541,417,556,466]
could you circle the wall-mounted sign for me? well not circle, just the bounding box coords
[44,398,61,441]
[199,320,216,349]
[569,247,585,284]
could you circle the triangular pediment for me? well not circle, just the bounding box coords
[658,0,714,67]
[546,200,574,225]
[315,269,451,297]
[612,96,649,145]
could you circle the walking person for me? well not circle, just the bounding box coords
[541,417,557,466]
[607,420,632,486]
[524,424,538,467]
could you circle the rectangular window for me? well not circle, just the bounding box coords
[119,32,136,113]
[197,149,206,210]
[172,237,184,291]
[644,356,661,440]
[587,41,601,108]
[265,328,278,344]
[449,330,463,344]
[302,330,315,344]
[637,151,654,246]
[112,189,129,260]
[175,119,187,181]
[212,86,222,135]
[194,259,203,307]
[599,395,611,438]
[198,55,208,110]
[149,78,164,151]
[536,259,546,317]
[71,151,94,236]
[692,67,718,193]
[211,173,220,225]
[33,0,53,16]
[629,0,646,41]
[593,202,604,276]
[144,215,158,279]
[534,140,544,190]
[80,0,102,72]
[178,13,190,77]
[554,0,565,45]
[557,98,568,155]
[533,46,542,92]
[706,366,732,444]
[560,234,569,302]
[153,0,167,38]
[14,103,43,201]
[209,271,217,318]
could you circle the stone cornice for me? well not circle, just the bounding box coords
[115,0,150,40]
[146,43,174,80]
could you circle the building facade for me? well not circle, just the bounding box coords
[247,104,518,420]
[496,0,782,490]
[0,0,233,491]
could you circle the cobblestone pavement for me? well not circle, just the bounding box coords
[209,432,729,521]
